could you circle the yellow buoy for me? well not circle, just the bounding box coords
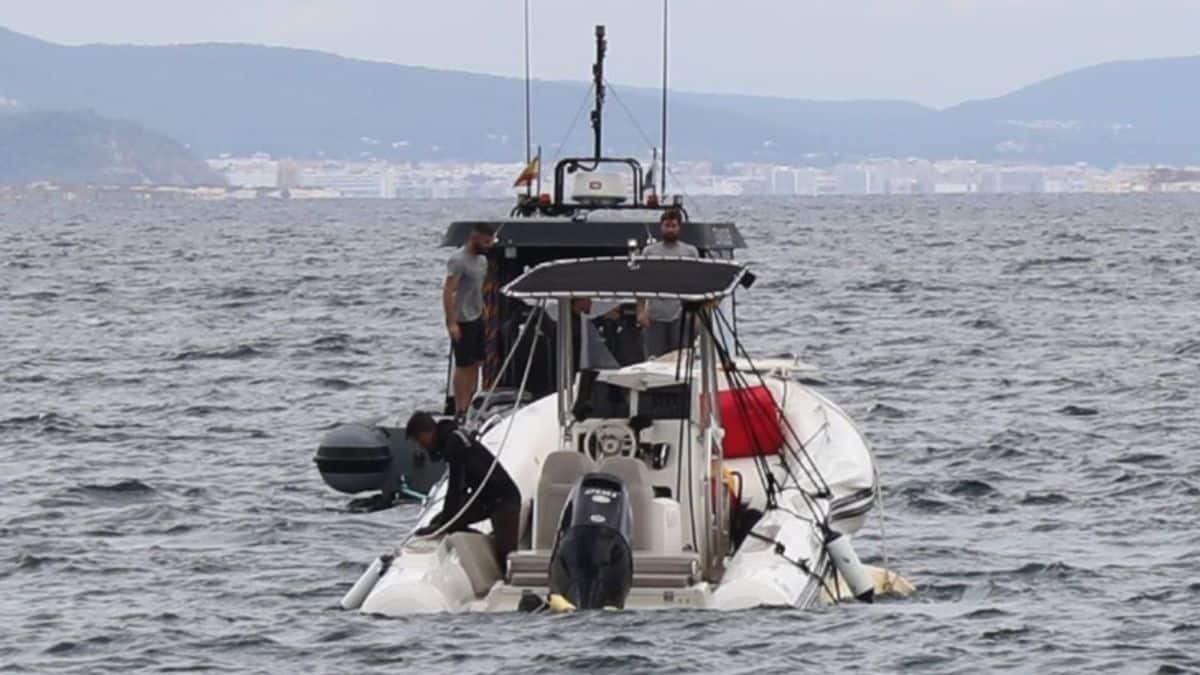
[548,593,577,613]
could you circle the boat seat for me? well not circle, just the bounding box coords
[506,550,701,589]
[598,456,656,551]
[533,451,597,549]
[446,532,502,598]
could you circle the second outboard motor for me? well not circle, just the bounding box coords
[548,473,635,609]
[314,421,445,511]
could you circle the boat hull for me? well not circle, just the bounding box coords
[351,370,877,616]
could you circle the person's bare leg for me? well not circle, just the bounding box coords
[453,364,479,414]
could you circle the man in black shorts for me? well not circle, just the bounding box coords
[444,222,494,420]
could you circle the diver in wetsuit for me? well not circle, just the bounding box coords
[405,412,521,562]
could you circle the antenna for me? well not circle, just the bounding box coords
[523,0,532,168]
[660,0,669,195]
[590,25,607,162]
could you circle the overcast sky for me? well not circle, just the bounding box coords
[2,0,1199,108]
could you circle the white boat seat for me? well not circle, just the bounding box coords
[597,456,656,551]
[445,532,501,598]
[533,451,597,549]
[506,550,701,589]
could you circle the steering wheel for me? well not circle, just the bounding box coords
[584,422,638,461]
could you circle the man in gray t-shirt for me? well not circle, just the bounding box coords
[637,209,699,358]
[444,222,495,417]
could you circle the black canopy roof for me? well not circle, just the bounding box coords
[502,256,749,301]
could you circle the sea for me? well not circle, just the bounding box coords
[1,194,1197,674]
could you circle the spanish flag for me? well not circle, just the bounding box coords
[512,155,540,188]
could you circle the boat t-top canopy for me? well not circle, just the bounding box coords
[501,256,750,301]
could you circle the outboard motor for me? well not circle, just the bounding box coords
[548,473,635,609]
[314,422,445,510]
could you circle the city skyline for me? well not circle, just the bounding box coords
[3,1,1200,108]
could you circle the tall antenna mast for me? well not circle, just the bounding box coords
[660,0,669,195]
[590,25,607,162]
[523,0,533,166]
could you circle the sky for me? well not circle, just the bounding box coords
[2,0,1199,108]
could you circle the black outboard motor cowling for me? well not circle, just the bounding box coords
[314,422,445,509]
[548,472,635,609]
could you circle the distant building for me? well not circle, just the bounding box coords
[981,168,1045,194]
[300,169,388,198]
[770,168,797,195]
[834,165,870,195]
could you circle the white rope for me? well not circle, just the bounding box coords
[400,302,545,550]
[465,302,545,429]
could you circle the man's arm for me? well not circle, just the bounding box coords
[422,458,464,533]
[443,274,461,341]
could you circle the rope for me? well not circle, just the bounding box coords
[704,314,827,525]
[467,303,545,428]
[604,80,704,220]
[401,303,545,550]
[550,83,596,167]
[710,329,777,511]
[711,326,819,520]
[871,449,893,583]
[744,530,837,602]
[714,308,833,497]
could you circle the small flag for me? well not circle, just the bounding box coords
[512,155,540,188]
[643,160,657,194]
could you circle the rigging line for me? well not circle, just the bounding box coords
[716,360,775,509]
[603,80,657,153]
[714,308,833,496]
[704,318,777,508]
[604,78,704,219]
[706,317,809,517]
[872,449,893,581]
[710,334,774,499]
[405,302,546,548]
[550,83,596,166]
[408,303,548,535]
[706,317,827,523]
[467,301,545,428]
[743,530,837,601]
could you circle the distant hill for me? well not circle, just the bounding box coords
[0,109,222,186]
[2,26,1199,166]
[943,56,1200,165]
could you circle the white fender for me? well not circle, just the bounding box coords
[825,530,874,602]
[340,555,386,610]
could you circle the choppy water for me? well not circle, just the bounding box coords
[2,194,1198,673]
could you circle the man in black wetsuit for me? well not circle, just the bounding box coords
[405,412,521,562]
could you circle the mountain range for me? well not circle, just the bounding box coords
[2,25,1199,169]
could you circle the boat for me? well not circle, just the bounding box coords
[321,25,910,614]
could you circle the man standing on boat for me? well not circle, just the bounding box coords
[637,209,699,358]
[444,222,495,420]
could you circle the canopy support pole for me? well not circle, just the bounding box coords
[556,300,575,442]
